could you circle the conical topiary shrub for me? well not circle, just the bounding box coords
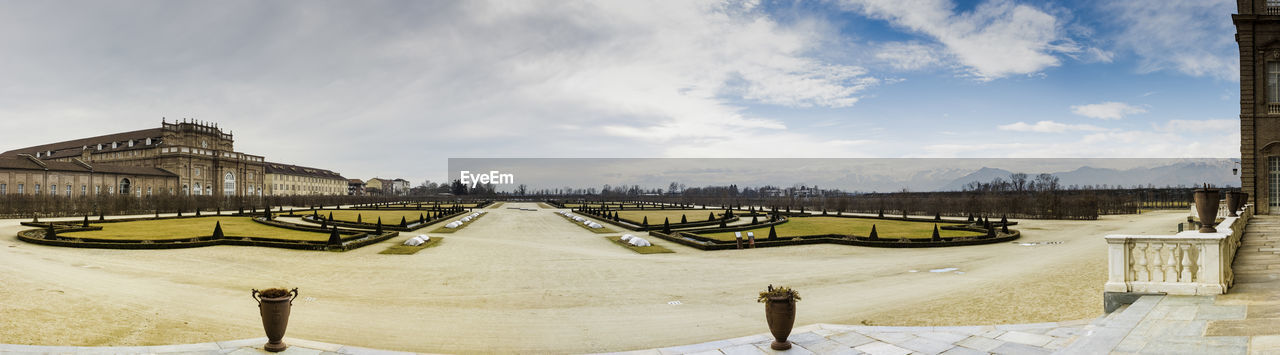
[328,226,341,246]
[751,215,759,224]
[1001,215,1010,234]
[932,224,941,241]
[967,214,974,223]
[357,214,362,223]
[213,221,224,239]
[869,225,878,240]
[663,218,671,233]
[400,216,407,227]
[82,215,89,227]
[708,212,716,221]
[642,216,649,229]
[935,212,941,221]
[45,224,56,239]
[878,210,884,218]
[681,214,687,224]
[768,225,778,240]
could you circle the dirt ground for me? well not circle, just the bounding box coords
[0,203,1184,353]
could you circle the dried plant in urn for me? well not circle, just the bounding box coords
[758,285,801,350]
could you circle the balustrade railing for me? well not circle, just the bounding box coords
[1107,204,1251,295]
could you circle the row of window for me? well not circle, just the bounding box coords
[0,182,265,197]
[33,138,159,158]
[272,183,343,192]
[1,183,149,196]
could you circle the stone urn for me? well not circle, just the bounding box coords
[252,288,298,352]
[1232,191,1250,216]
[759,285,800,350]
[1194,187,1220,233]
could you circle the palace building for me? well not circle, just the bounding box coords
[1236,1,1280,213]
[0,154,178,198]
[1,120,270,197]
[264,162,347,196]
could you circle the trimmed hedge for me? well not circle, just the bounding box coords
[648,228,1021,251]
[15,227,398,251]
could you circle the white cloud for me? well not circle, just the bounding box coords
[997,120,1105,133]
[0,1,882,179]
[874,42,941,71]
[841,0,1076,80]
[1106,0,1237,80]
[1070,102,1148,120]
[1155,119,1237,133]
[923,119,1239,158]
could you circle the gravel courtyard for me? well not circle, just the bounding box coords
[0,203,1185,353]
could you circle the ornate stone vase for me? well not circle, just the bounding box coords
[1194,188,1220,233]
[253,288,298,352]
[1232,191,1250,216]
[765,295,796,350]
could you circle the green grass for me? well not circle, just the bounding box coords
[536,202,553,209]
[289,210,434,224]
[615,209,736,224]
[381,203,479,208]
[556,213,615,233]
[488,202,505,209]
[62,217,331,241]
[606,236,673,254]
[697,216,982,242]
[378,237,444,254]
[430,213,487,233]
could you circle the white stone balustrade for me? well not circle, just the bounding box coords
[1107,204,1251,295]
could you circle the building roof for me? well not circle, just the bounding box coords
[0,128,165,159]
[265,162,346,180]
[348,179,364,184]
[0,155,177,177]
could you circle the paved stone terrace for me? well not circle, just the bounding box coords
[10,215,1280,354]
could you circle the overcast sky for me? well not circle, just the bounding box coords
[0,0,1240,184]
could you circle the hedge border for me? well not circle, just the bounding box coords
[296,209,469,232]
[648,228,1020,251]
[16,226,398,252]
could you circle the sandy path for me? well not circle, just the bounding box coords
[0,204,1183,353]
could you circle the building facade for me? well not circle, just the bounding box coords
[1,119,265,197]
[264,162,347,196]
[0,154,178,197]
[348,179,366,195]
[364,177,409,196]
[1236,1,1280,214]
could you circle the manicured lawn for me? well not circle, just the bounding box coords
[382,203,479,208]
[698,217,982,241]
[292,210,435,224]
[62,217,331,241]
[605,236,673,254]
[615,209,731,224]
[379,237,444,255]
[488,202,505,209]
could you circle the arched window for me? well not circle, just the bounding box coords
[205,186,211,195]
[119,178,131,195]
[224,172,236,196]
[193,183,202,196]
[182,184,189,195]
